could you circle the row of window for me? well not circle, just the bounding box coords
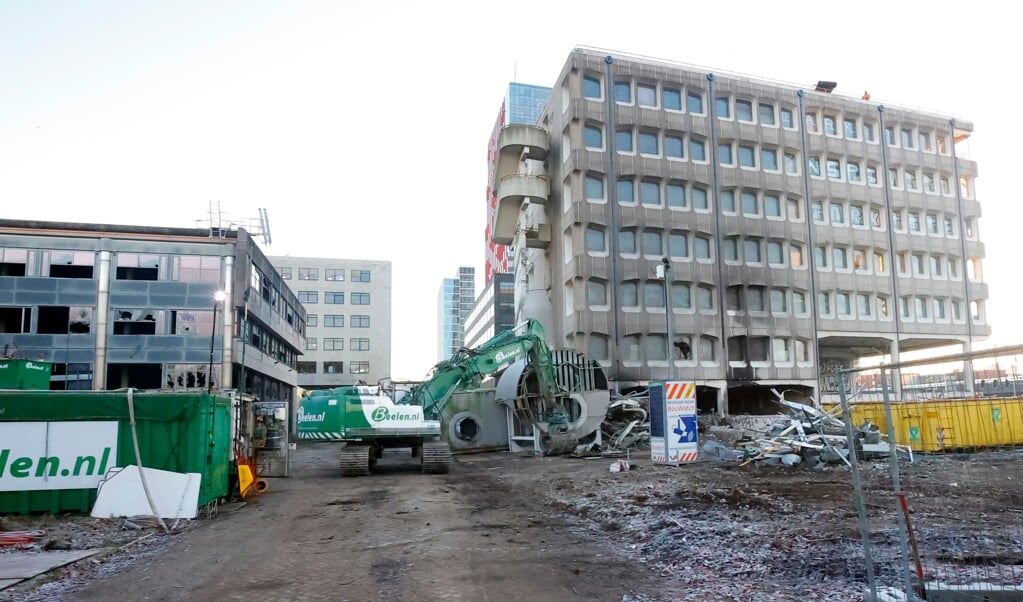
[580,174,979,236]
[577,278,979,324]
[585,226,976,278]
[305,314,371,328]
[578,123,973,199]
[279,267,372,283]
[296,291,371,305]
[579,73,953,155]
[296,360,370,374]
[249,263,303,334]
[0,249,223,284]
[586,332,814,366]
[305,337,371,351]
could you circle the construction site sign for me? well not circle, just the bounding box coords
[649,381,698,466]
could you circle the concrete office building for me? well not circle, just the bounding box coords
[491,47,990,414]
[464,272,515,349]
[0,220,304,403]
[267,257,392,389]
[437,267,475,361]
[485,83,553,283]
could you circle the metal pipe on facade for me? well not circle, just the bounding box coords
[222,255,234,388]
[797,89,823,395]
[604,54,622,392]
[707,72,730,414]
[877,105,904,396]
[94,250,111,390]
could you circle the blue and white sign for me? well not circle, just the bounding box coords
[650,381,698,465]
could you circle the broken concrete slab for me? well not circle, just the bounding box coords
[0,549,104,590]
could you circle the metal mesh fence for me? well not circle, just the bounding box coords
[838,345,1023,601]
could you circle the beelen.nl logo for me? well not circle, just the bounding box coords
[0,447,112,480]
[494,348,522,363]
[370,406,419,422]
[297,406,326,423]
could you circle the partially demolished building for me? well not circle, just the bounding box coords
[491,47,990,415]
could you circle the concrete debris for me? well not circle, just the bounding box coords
[730,392,913,467]
[601,394,651,452]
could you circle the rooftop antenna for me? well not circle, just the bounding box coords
[196,202,273,246]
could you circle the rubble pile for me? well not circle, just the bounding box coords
[601,394,651,452]
[549,470,873,600]
[723,394,912,468]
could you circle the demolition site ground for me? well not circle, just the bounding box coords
[1,439,1021,601]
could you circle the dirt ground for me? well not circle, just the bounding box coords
[2,432,1021,601]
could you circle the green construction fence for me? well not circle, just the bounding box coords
[0,390,231,515]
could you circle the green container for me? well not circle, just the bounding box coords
[0,359,53,390]
[0,390,231,514]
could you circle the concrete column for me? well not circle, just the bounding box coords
[962,340,976,397]
[888,338,903,399]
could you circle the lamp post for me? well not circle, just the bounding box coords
[208,290,227,394]
[657,257,672,380]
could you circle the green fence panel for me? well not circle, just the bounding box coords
[0,390,231,514]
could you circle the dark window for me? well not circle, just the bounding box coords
[0,307,32,333]
[49,250,94,279]
[116,253,159,281]
[323,361,343,374]
[297,361,316,374]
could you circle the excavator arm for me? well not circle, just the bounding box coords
[402,319,564,420]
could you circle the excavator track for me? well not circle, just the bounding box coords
[420,441,451,474]
[340,444,371,477]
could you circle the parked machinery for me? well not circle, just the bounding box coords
[315,319,578,476]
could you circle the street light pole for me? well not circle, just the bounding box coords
[658,257,672,381]
[208,290,227,394]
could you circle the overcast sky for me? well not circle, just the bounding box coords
[1,1,1018,378]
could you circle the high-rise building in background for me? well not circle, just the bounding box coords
[268,256,391,389]
[491,47,990,414]
[485,83,551,284]
[437,267,475,361]
[464,272,515,349]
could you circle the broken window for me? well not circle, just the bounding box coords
[109,363,163,389]
[116,253,160,280]
[0,248,29,276]
[49,250,94,279]
[164,363,213,390]
[171,310,214,335]
[113,309,160,335]
[0,307,32,333]
[51,362,93,390]
[37,306,92,334]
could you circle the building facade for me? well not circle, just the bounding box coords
[0,220,304,403]
[463,272,515,349]
[267,256,392,389]
[437,267,475,361]
[491,47,990,413]
[485,83,552,283]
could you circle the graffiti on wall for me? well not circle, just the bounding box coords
[819,359,853,394]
